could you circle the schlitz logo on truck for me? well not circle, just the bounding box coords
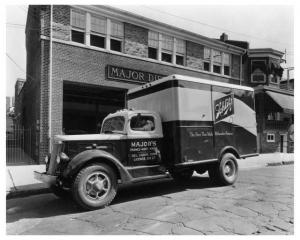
[214,94,234,123]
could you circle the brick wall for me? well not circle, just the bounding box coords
[186,41,204,70]
[39,39,50,162]
[53,5,71,41]
[124,23,148,58]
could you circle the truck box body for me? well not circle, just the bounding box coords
[127,75,257,167]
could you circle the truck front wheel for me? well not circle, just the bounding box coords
[72,163,117,210]
[209,153,238,185]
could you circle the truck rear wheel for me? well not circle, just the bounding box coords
[209,153,238,185]
[72,163,117,210]
[170,169,194,182]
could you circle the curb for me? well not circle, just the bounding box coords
[267,160,294,167]
[6,187,51,200]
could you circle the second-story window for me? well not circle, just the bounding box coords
[148,31,159,60]
[90,16,106,48]
[110,20,123,52]
[212,50,222,74]
[204,47,211,71]
[71,10,86,44]
[223,53,231,76]
[161,34,173,63]
[176,38,185,66]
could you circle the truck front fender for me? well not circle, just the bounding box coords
[218,146,240,160]
[63,150,133,183]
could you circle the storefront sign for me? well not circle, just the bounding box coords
[214,94,234,123]
[106,65,165,84]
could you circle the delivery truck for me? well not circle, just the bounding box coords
[34,75,258,210]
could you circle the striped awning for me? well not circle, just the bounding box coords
[266,91,294,114]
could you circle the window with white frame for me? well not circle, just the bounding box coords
[223,53,231,76]
[90,16,106,48]
[176,38,185,66]
[203,47,211,71]
[212,50,222,74]
[267,133,275,142]
[251,60,266,83]
[71,10,86,44]
[110,20,123,52]
[148,31,159,60]
[161,34,173,63]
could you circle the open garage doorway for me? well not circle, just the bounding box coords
[63,82,126,134]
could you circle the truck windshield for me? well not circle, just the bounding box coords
[101,116,125,134]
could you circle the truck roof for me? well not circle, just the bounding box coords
[128,74,254,95]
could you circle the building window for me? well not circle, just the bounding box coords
[90,16,106,48]
[110,20,123,52]
[162,52,172,63]
[176,38,185,66]
[212,50,222,74]
[71,10,86,44]
[269,74,279,84]
[111,39,122,52]
[204,47,211,71]
[148,31,159,60]
[161,34,173,63]
[251,60,267,83]
[267,133,275,142]
[148,47,158,59]
[267,112,281,121]
[223,53,231,76]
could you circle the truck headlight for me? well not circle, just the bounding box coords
[44,155,49,164]
[60,152,70,162]
[56,155,61,164]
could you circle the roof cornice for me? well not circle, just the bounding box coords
[248,48,284,58]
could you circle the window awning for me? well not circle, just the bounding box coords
[266,91,294,114]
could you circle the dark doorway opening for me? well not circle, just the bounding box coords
[63,82,126,135]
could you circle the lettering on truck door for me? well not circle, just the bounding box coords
[127,114,162,167]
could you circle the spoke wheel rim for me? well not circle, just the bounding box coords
[84,171,111,201]
[223,160,236,178]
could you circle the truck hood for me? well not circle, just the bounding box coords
[54,134,127,142]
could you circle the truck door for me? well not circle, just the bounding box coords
[127,113,164,178]
[212,86,234,155]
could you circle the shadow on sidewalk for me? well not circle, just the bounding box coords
[7,175,224,223]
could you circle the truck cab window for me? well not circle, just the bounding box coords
[101,116,125,133]
[130,115,155,131]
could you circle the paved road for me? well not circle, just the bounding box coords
[7,165,294,235]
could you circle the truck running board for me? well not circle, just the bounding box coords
[131,173,170,183]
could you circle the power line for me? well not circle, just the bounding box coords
[140,6,293,48]
[6,53,26,73]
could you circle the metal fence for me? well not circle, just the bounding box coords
[6,128,36,165]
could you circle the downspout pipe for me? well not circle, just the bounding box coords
[48,5,53,151]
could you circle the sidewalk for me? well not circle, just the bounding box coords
[6,153,294,199]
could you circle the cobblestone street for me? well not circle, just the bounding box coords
[7,164,294,235]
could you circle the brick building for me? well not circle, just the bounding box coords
[24,5,293,162]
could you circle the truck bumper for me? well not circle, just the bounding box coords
[34,171,57,186]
